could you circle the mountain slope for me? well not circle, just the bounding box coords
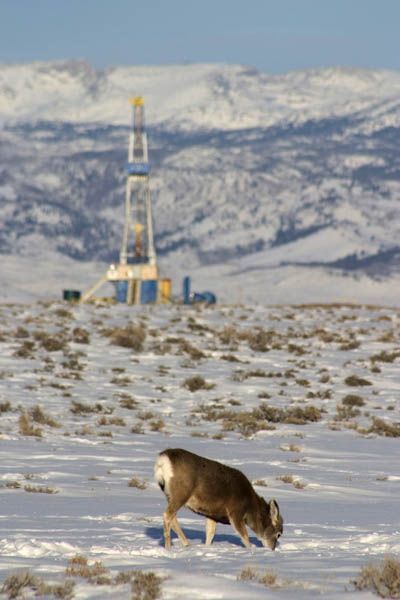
[1,61,400,302]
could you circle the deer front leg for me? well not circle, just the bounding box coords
[229,514,251,549]
[205,518,217,545]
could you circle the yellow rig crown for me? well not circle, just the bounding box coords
[130,96,144,106]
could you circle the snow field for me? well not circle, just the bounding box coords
[0,301,399,598]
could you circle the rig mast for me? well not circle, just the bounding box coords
[120,96,157,268]
[81,98,170,304]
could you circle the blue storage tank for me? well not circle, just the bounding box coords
[140,280,158,304]
[183,276,191,305]
[115,280,128,303]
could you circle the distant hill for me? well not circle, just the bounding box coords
[1,61,400,303]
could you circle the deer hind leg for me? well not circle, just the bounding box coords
[171,515,189,546]
[163,505,189,550]
[205,518,217,545]
[163,508,174,550]
[228,513,251,549]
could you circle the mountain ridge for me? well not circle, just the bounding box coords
[2,60,400,130]
[1,61,400,303]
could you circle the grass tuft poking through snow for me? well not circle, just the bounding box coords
[352,556,400,598]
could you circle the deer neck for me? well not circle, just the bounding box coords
[244,492,263,533]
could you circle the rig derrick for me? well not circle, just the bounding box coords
[80,97,171,304]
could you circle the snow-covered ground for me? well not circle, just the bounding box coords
[0,300,399,598]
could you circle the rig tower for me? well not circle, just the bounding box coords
[81,98,170,304]
[119,96,157,269]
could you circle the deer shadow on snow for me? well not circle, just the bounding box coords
[145,526,263,548]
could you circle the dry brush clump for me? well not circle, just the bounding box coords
[72,326,90,344]
[62,351,86,372]
[0,400,11,413]
[0,369,14,380]
[183,375,215,392]
[30,405,61,428]
[217,324,278,351]
[178,339,206,360]
[104,323,147,351]
[24,484,58,494]
[70,400,113,415]
[131,422,145,434]
[1,571,75,599]
[310,328,339,344]
[34,330,68,352]
[220,353,243,362]
[13,340,36,358]
[63,555,164,598]
[231,368,268,382]
[222,411,275,437]
[276,474,307,490]
[3,481,22,490]
[217,325,239,347]
[339,339,361,350]
[193,401,323,437]
[366,417,400,438]
[110,375,132,386]
[342,394,365,407]
[18,412,42,437]
[14,326,30,338]
[253,478,268,487]
[187,316,213,333]
[256,402,323,425]
[116,570,165,600]
[118,393,138,409]
[352,556,400,598]
[150,418,165,432]
[335,404,361,421]
[237,567,282,588]
[65,555,110,584]
[97,415,126,427]
[137,410,156,421]
[246,329,274,352]
[344,374,373,387]
[370,350,400,364]
[128,477,147,490]
[287,343,308,356]
[192,402,236,423]
[54,307,74,320]
[280,443,302,452]
[74,425,95,436]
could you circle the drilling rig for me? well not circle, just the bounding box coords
[81,97,171,304]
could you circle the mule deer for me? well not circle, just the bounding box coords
[154,448,283,550]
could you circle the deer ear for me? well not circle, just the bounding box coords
[269,499,280,526]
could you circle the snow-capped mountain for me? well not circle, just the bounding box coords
[2,60,400,131]
[1,60,400,303]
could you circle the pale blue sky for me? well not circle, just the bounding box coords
[1,0,400,73]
